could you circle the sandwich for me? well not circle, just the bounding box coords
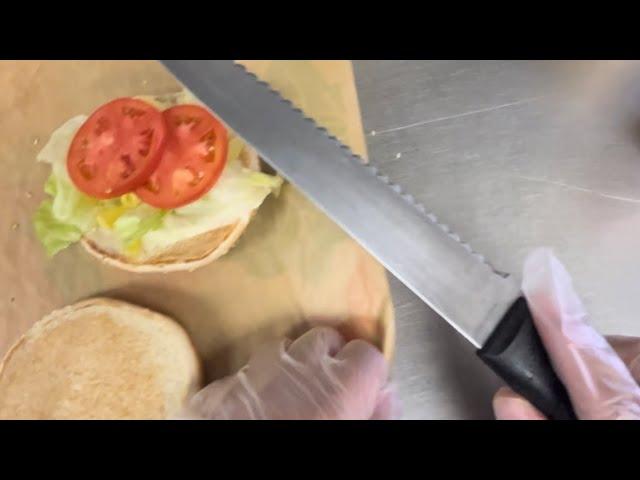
[0,298,201,419]
[33,90,282,272]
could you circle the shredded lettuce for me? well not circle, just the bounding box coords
[33,99,282,259]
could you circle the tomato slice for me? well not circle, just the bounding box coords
[67,98,167,199]
[136,105,228,209]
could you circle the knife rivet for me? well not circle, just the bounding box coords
[395,152,402,159]
[370,130,376,136]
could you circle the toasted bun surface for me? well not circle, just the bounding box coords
[0,298,201,419]
[81,146,261,273]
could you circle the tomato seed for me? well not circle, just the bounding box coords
[119,155,135,179]
[144,177,160,194]
[95,117,110,136]
[122,106,145,119]
[79,162,94,180]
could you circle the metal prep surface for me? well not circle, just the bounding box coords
[353,60,640,419]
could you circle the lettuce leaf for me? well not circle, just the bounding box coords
[49,175,104,231]
[33,200,83,257]
[34,115,104,254]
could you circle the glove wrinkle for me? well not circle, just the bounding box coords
[180,328,396,420]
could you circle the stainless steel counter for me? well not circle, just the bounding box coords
[352,60,640,419]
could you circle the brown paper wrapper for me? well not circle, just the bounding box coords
[0,60,395,382]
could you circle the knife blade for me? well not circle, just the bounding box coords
[161,60,576,420]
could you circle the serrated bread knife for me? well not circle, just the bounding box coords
[161,60,576,420]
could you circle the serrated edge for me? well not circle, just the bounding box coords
[231,62,509,279]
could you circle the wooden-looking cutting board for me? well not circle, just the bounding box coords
[0,60,395,382]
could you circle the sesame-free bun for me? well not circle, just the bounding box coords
[0,298,201,419]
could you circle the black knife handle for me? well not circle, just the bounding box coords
[477,296,577,420]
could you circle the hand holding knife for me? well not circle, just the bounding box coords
[160,60,585,419]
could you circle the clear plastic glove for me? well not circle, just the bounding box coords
[180,327,400,420]
[493,248,640,420]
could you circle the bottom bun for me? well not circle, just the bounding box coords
[81,147,261,273]
[0,298,202,419]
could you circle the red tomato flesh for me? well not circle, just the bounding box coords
[136,105,228,209]
[67,98,167,199]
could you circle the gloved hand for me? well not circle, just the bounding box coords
[493,248,640,420]
[180,327,400,420]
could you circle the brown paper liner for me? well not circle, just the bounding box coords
[0,60,395,382]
